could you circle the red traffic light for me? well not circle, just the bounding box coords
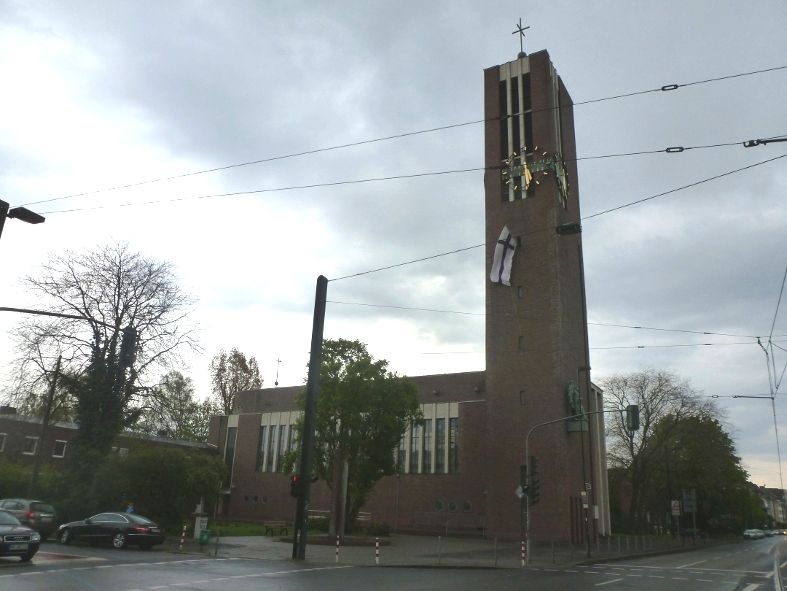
[289,474,301,498]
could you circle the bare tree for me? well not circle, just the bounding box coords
[209,348,261,414]
[8,243,197,455]
[602,369,716,531]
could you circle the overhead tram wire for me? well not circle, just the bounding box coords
[39,133,784,215]
[326,299,787,339]
[329,154,787,282]
[21,63,787,209]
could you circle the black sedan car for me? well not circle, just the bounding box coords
[0,509,40,562]
[58,512,165,550]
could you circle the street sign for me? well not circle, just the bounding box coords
[682,489,696,513]
[515,485,524,499]
[671,500,681,516]
[580,490,588,509]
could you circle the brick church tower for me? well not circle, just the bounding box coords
[483,49,598,542]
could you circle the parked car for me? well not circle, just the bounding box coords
[57,512,165,550]
[0,499,57,540]
[0,509,40,562]
[679,528,706,539]
[743,528,764,539]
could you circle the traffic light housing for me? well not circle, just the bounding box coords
[528,455,540,506]
[289,474,301,498]
[626,404,640,432]
[119,326,137,368]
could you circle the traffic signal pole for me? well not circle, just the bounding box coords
[523,405,639,565]
[292,275,328,560]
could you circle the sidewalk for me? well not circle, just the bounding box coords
[171,533,718,569]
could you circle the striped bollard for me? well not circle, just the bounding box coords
[521,540,525,567]
[178,524,187,551]
[335,535,340,563]
[375,537,380,566]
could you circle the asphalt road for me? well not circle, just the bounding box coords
[0,537,784,590]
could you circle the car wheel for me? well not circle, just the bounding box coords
[20,551,36,562]
[60,529,71,545]
[112,532,127,549]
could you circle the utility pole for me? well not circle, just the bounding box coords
[292,275,328,560]
[30,355,61,495]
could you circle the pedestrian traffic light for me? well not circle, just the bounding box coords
[289,474,301,498]
[528,455,540,506]
[626,404,640,432]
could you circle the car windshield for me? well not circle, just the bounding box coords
[31,502,55,513]
[127,514,155,525]
[0,510,22,526]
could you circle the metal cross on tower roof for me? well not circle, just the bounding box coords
[512,18,530,58]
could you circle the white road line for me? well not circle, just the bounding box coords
[781,559,787,569]
[648,575,665,579]
[595,578,623,586]
[677,559,708,568]
[585,570,600,574]
[741,584,760,591]
[766,572,775,578]
[697,579,713,583]
[672,577,689,580]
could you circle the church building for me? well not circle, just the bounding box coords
[209,47,610,544]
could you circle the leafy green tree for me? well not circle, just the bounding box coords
[285,339,421,534]
[136,371,217,441]
[209,348,262,414]
[602,369,716,532]
[641,414,753,533]
[57,446,225,530]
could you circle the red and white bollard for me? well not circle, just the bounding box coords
[521,540,526,567]
[178,524,187,551]
[375,537,380,566]
[335,535,340,563]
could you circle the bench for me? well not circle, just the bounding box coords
[264,521,289,536]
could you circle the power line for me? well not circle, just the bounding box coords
[39,167,487,215]
[21,63,787,209]
[329,154,787,281]
[768,262,787,344]
[581,154,787,220]
[327,299,785,339]
[37,132,780,215]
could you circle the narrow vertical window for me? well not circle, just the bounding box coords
[435,418,446,474]
[277,425,288,473]
[422,419,432,474]
[255,426,267,472]
[265,425,276,472]
[0,433,6,453]
[410,423,422,474]
[224,427,237,487]
[397,433,407,473]
[448,418,459,474]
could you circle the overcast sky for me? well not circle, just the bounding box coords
[1,1,785,488]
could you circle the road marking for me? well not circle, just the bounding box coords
[766,572,775,578]
[672,577,689,580]
[741,584,760,591]
[648,575,665,579]
[697,579,713,582]
[677,559,707,568]
[781,559,787,569]
[595,578,623,586]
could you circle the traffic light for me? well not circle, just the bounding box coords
[528,455,540,506]
[289,474,301,498]
[626,404,640,432]
[119,326,137,368]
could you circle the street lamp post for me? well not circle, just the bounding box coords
[0,199,46,243]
